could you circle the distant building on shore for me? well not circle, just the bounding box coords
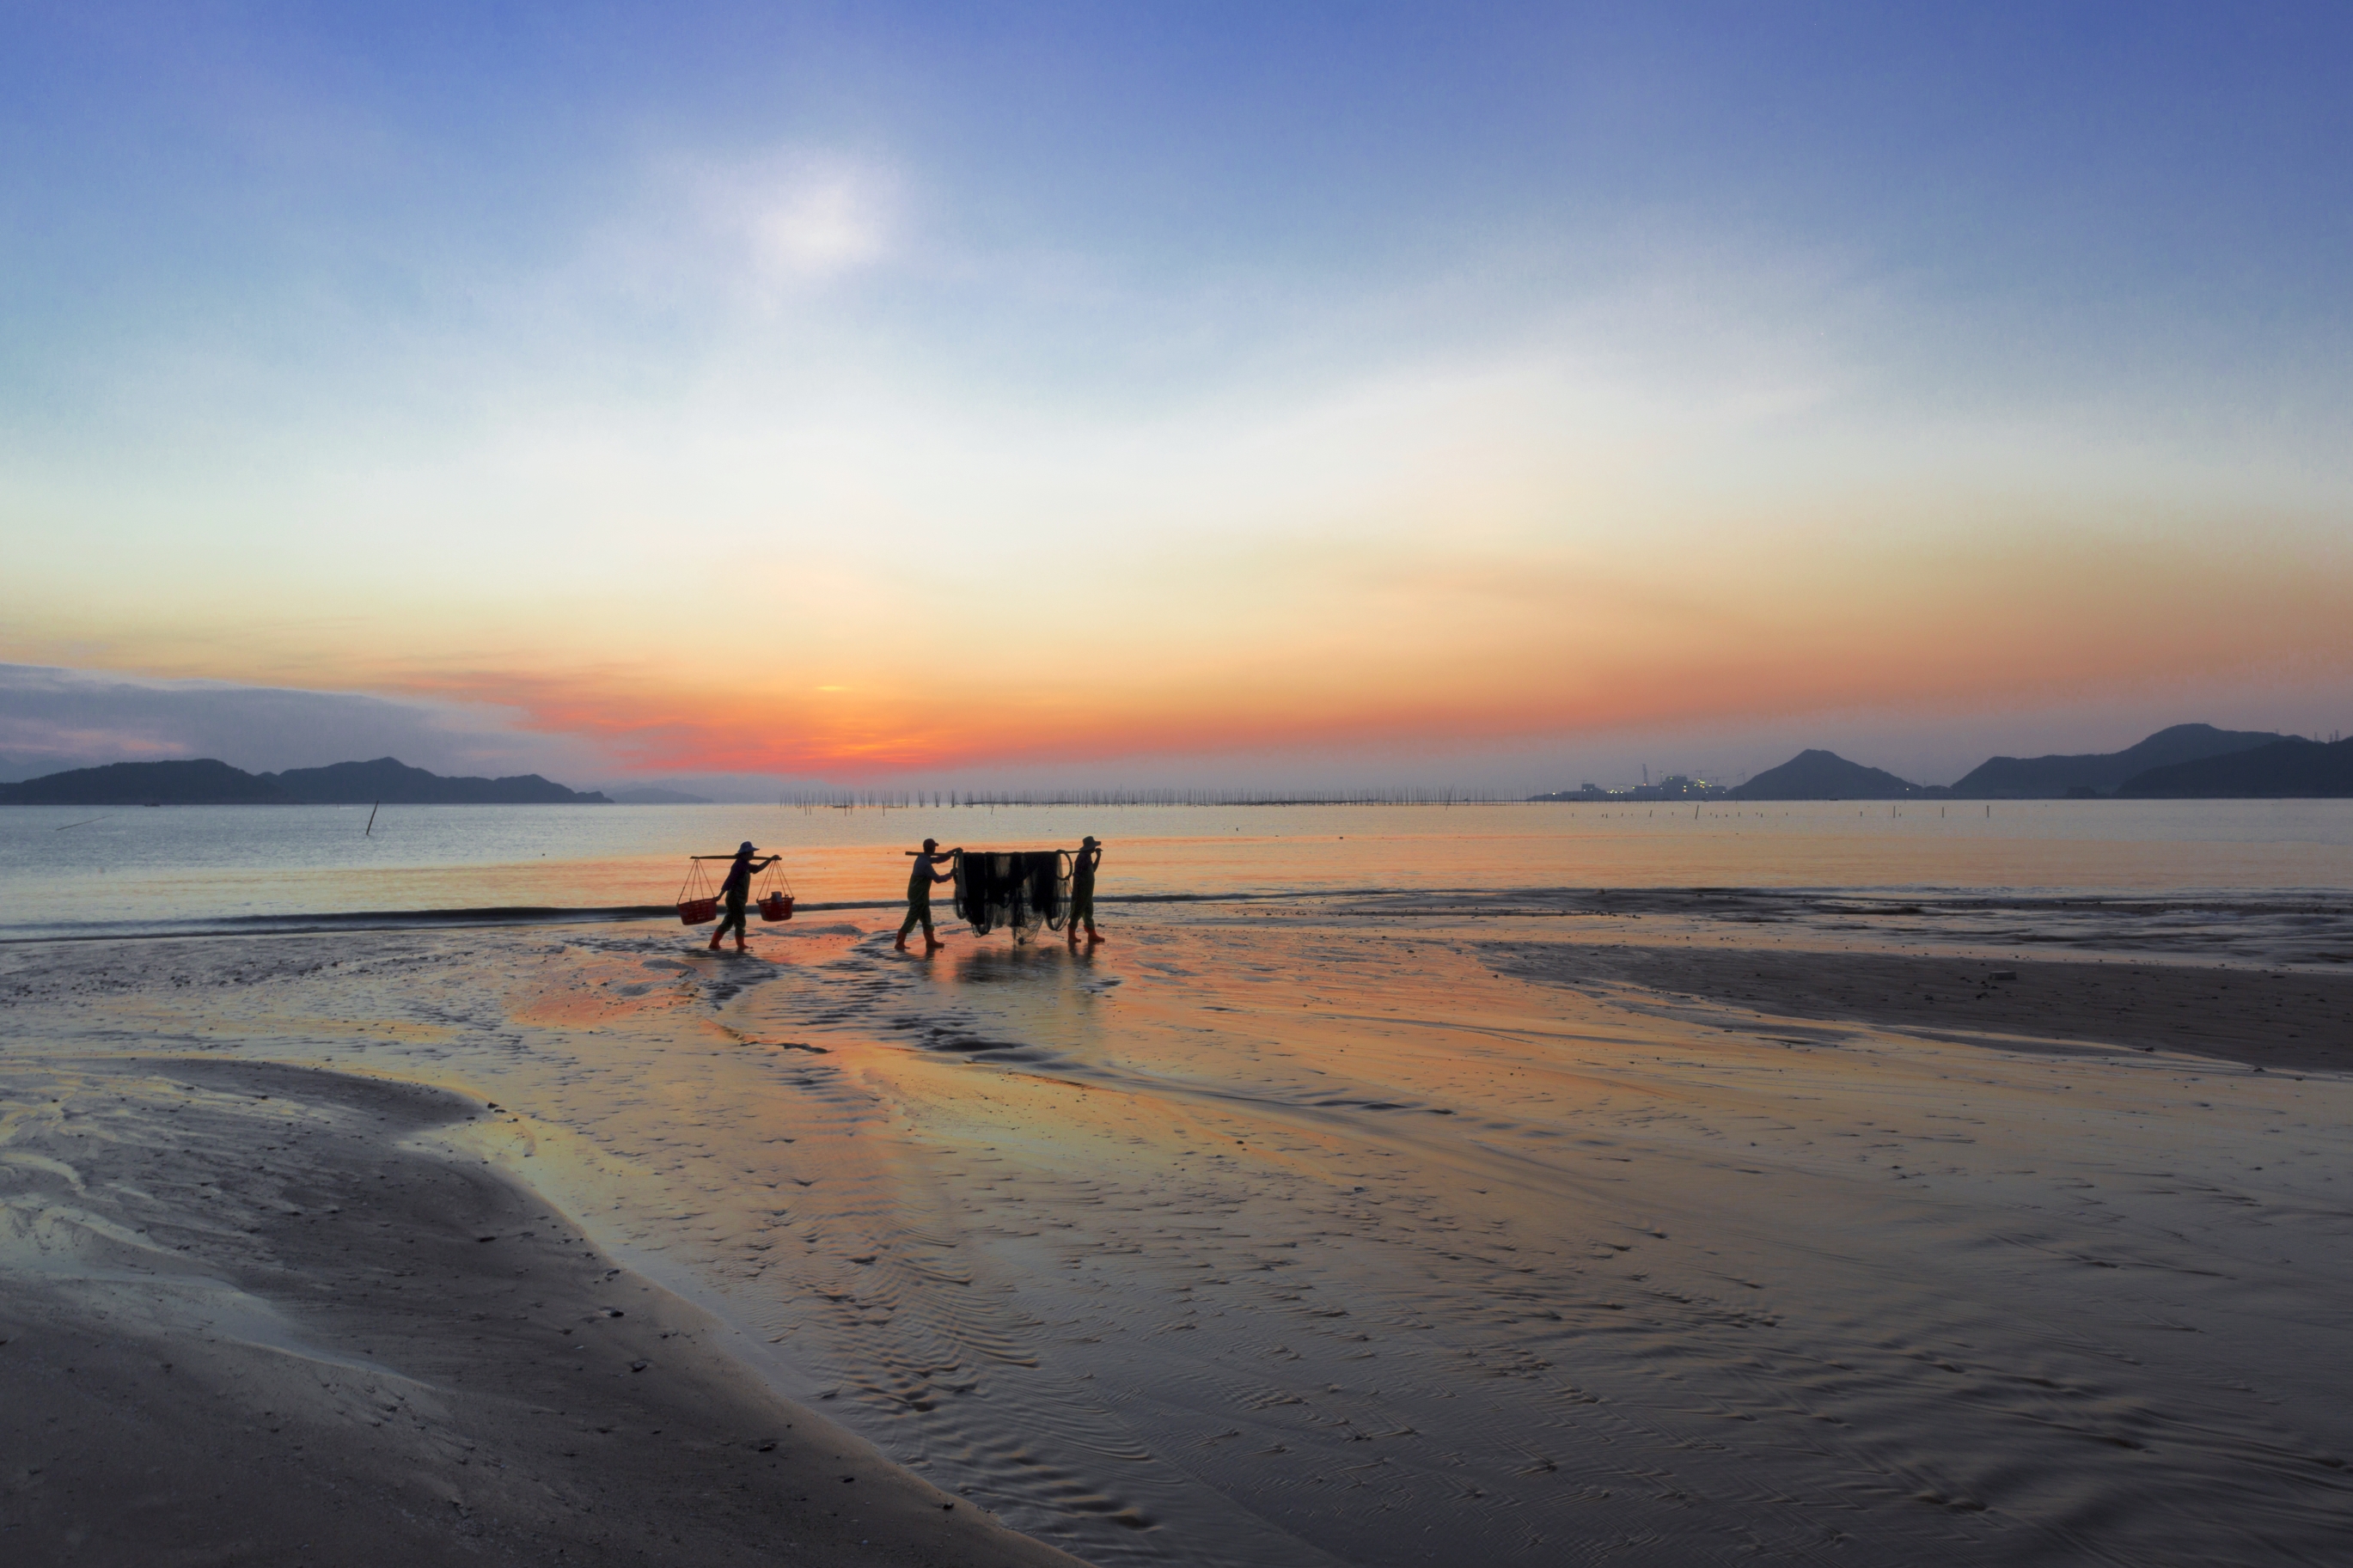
[1531,772,1731,803]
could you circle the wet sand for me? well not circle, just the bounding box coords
[1484,942,2353,1071]
[3,900,2351,1565]
[0,1055,1076,1566]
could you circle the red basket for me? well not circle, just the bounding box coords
[759,893,794,922]
[678,897,719,925]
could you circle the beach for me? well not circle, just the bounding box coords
[5,861,2350,1564]
[0,1051,1077,1566]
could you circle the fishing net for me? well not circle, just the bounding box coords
[952,850,1075,941]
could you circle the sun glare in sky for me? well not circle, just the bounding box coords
[3,4,2349,785]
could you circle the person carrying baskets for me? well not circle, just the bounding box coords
[710,840,780,952]
[896,838,961,951]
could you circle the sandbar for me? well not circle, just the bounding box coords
[0,1053,1078,1566]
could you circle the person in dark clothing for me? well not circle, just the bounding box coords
[1066,835,1104,945]
[897,838,960,950]
[710,840,780,951]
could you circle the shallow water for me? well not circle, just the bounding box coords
[7,799,2353,941]
[6,898,2350,1565]
[6,802,2350,1561]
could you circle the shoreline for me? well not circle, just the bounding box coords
[9,882,2352,960]
[0,1054,1080,1567]
[0,890,1410,947]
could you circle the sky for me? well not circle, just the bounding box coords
[3,3,2350,790]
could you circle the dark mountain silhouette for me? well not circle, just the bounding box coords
[1728,749,1919,800]
[604,784,714,804]
[0,759,289,805]
[2117,736,2353,798]
[1953,723,2282,798]
[0,757,608,806]
[260,757,608,804]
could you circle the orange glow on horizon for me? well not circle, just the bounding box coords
[9,473,2349,780]
[359,521,2353,778]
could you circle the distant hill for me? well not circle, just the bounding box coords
[261,757,608,805]
[0,759,289,805]
[604,784,714,805]
[0,756,609,806]
[1728,749,1919,801]
[1953,723,2283,798]
[2117,736,2353,798]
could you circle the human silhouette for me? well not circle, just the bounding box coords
[710,840,779,952]
[1066,836,1104,945]
[897,838,960,950]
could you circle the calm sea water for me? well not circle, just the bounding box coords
[4,799,2351,943]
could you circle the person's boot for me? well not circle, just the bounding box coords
[894,934,908,950]
[1086,924,1104,943]
[707,933,722,950]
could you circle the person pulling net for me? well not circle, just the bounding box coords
[1066,835,1104,945]
[897,837,961,951]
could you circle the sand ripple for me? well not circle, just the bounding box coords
[3,902,2350,1565]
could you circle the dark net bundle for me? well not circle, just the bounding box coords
[951,852,1007,934]
[953,851,1073,938]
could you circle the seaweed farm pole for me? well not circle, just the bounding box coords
[365,801,379,837]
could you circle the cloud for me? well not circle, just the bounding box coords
[743,162,893,279]
[686,148,898,291]
[534,145,901,325]
[0,665,599,784]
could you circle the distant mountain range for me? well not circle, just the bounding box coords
[1949,723,2283,797]
[2116,735,2353,798]
[1536,723,2350,802]
[0,756,610,806]
[6,729,2344,808]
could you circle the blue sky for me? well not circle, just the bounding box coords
[3,3,2349,787]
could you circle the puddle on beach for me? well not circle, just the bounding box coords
[5,903,2352,1565]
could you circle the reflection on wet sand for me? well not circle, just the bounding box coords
[3,895,2350,1565]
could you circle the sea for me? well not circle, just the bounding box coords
[4,798,2351,956]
